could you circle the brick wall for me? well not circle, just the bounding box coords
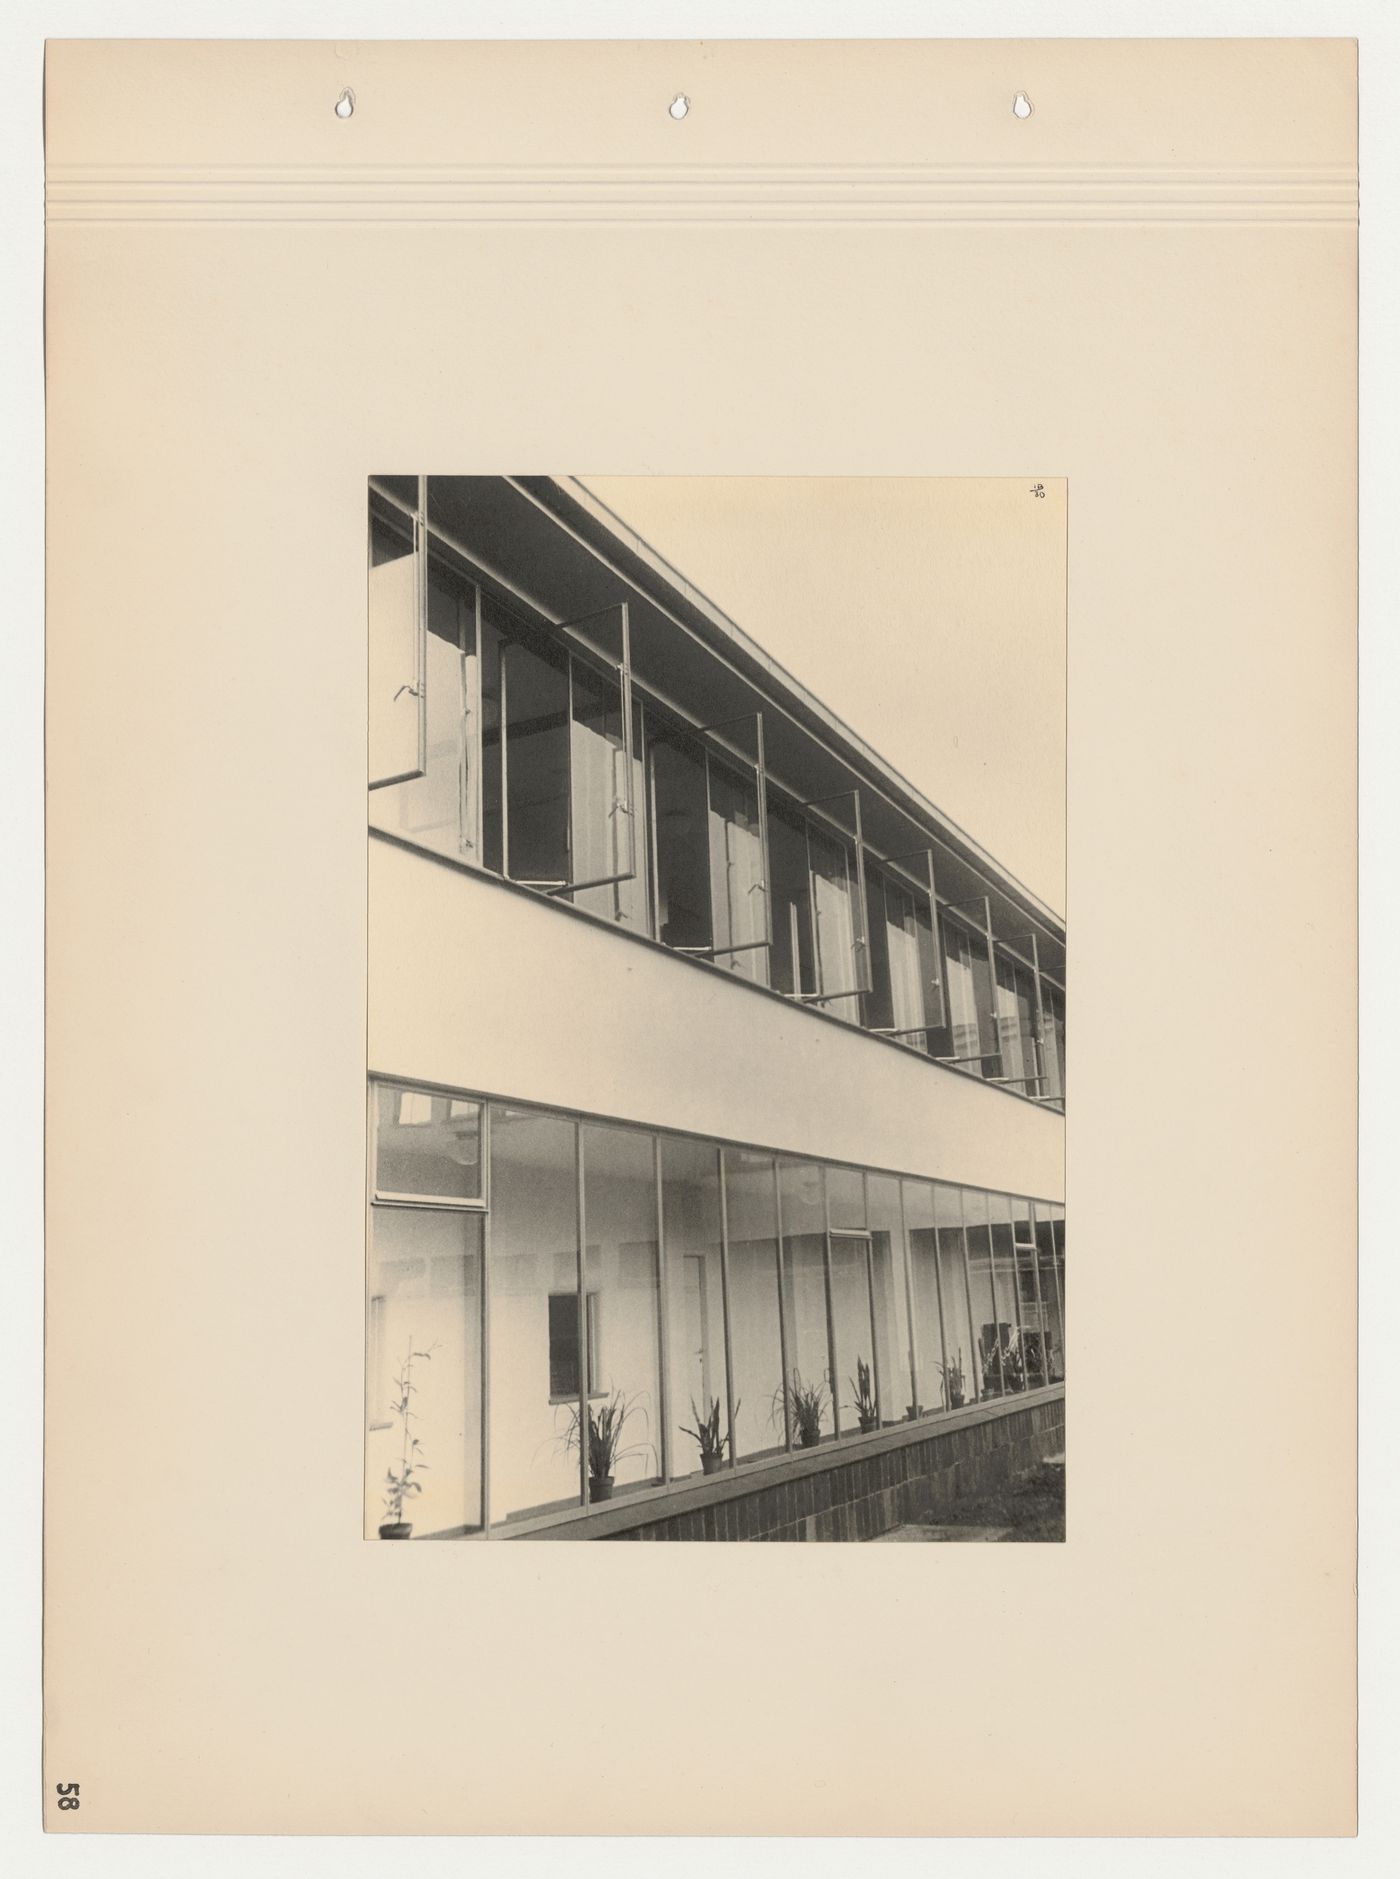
[603,1395,1065,1542]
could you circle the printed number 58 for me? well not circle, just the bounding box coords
[57,1783,80,1811]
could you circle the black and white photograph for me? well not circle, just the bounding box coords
[365,475,1066,1540]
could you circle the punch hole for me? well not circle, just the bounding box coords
[335,88,356,120]
[669,95,690,120]
[1012,91,1033,120]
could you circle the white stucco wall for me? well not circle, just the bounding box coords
[369,837,1064,1203]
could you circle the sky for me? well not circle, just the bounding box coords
[580,476,1066,916]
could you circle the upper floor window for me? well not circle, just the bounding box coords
[367,479,1063,1104]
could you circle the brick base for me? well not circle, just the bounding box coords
[604,1395,1065,1542]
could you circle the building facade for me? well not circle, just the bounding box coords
[365,475,1066,1540]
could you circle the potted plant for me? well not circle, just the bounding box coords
[379,1337,434,1539]
[681,1393,738,1475]
[1001,1340,1027,1394]
[771,1370,830,1449]
[981,1342,1004,1399]
[850,1356,879,1433]
[939,1352,967,1411]
[559,1386,650,1502]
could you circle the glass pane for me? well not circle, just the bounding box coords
[868,1175,914,1425]
[962,1188,1002,1401]
[375,1085,482,1201]
[723,1148,786,1462]
[366,1208,482,1537]
[1052,1205,1067,1345]
[826,1166,866,1233]
[661,1137,730,1480]
[504,636,570,887]
[581,1124,663,1500]
[903,1181,940,1415]
[368,505,422,788]
[487,1107,582,1523]
[708,757,768,985]
[868,873,936,1048]
[943,917,996,1075]
[570,665,648,929]
[1010,1196,1048,1388]
[987,1194,1026,1394]
[807,823,861,1024]
[370,558,476,859]
[768,805,815,997]
[1034,1202,1065,1383]
[1042,984,1066,1102]
[480,599,505,873]
[830,1235,876,1435]
[651,737,713,954]
[996,954,1039,1095]
[933,1184,974,1410]
[778,1161,834,1445]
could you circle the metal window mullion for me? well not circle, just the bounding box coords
[1048,1211,1066,1372]
[820,1167,840,1440]
[1027,1199,1050,1391]
[412,476,428,779]
[985,1203,1008,1397]
[702,745,719,955]
[862,1175,882,1427]
[479,1103,492,1535]
[653,1135,672,1484]
[929,1190,953,1414]
[1028,933,1048,1098]
[646,739,663,941]
[958,1189,983,1404]
[1005,1206,1030,1388]
[772,1160,793,1451]
[851,789,873,996]
[898,1182,922,1419]
[364,1087,378,1529]
[499,645,511,880]
[803,821,823,1000]
[923,851,946,1030]
[574,1121,588,1507]
[755,714,773,950]
[619,604,636,885]
[716,1148,739,1471]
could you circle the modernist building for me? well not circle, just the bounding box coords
[365,476,1066,1541]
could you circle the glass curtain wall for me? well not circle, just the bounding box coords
[580,1123,664,1498]
[778,1160,835,1445]
[1010,1194,1048,1388]
[366,1079,1066,1535]
[933,1183,975,1410]
[962,1188,1004,1400]
[660,1136,729,1480]
[722,1148,787,1462]
[487,1106,581,1523]
[365,1087,486,1539]
[827,1168,877,1433]
[867,1174,914,1427]
[987,1194,1026,1395]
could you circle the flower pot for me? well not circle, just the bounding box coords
[700,1451,722,1476]
[589,1475,614,1502]
[798,1427,821,1449]
[378,1521,412,1540]
[947,1389,965,1411]
[858,1414,878,1434]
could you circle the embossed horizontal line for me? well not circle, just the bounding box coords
[45,163,1357,225]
